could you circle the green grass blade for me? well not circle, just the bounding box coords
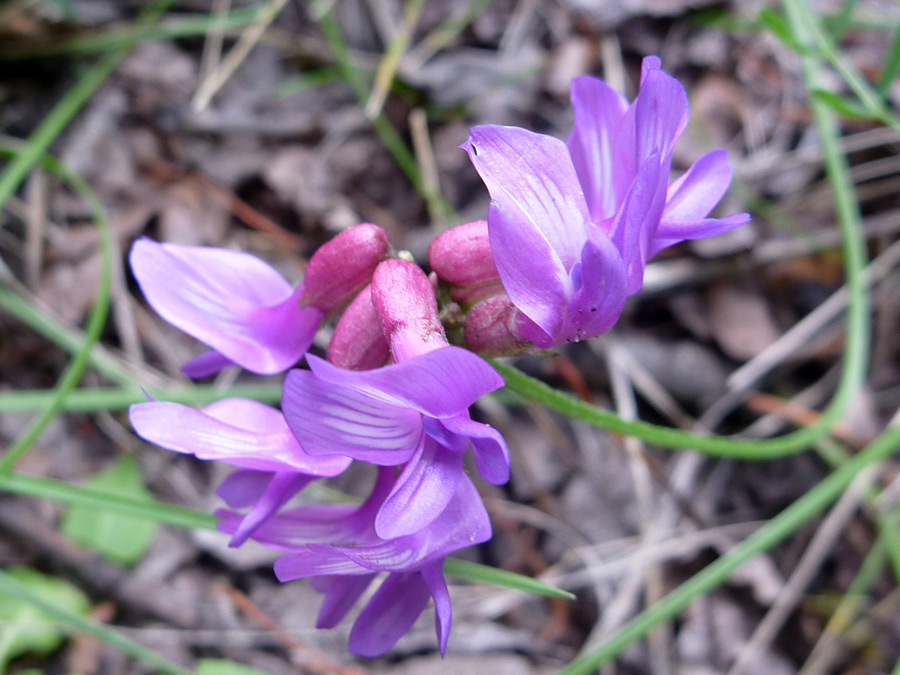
[556,2,878,668]
[559,426,900,674]
[0,5,267,60]
[0,473,218,531]
[0,159,113,477]
[0,383,283,413]
[0,0,173,207]
[0,284,134,388]
[877,23,900,97]
[828,0,860,39]
[0,569,192,675]
[444,559,575,600]
[316,9,453,219]
[0,474,573,601]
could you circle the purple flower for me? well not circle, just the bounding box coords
[463,56,749,348]
[217,466,492,657]
[130,224,389,376]
[282,347,508,540]
[129,398,351,546]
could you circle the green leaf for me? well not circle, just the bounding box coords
[0,567,90,670]
[196,659,272,675]
[61,455,158,565]
[812,88,873,119]
[759,8,809,53]
[444,559,576,600]
[877,23,900,96]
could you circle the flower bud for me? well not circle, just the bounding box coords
[451,279,507,308]
[428,221,499,287]
[303,224,390,313]
[371,259,447,361]
[327,285,389,370]
[464,295,533,356]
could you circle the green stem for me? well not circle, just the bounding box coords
[0,569,192,675]
[0,158,113,477]
[559,426,900,674]
[316,9,453,219]
[558,2,873,669]
[0,0,173,208]
[0,383,282,413]
[0,5,266,60]
[0,473,219,531]
[0,284,135,388]
[0,474,570,599]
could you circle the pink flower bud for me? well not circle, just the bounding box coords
[464,295,532,356]
[451,279,507,308]
[371,259,447,361]
[327,285,390,370]
[428,221,499,287]
[303,224,390,313]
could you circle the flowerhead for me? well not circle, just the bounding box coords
[282,342,508,541]
[217,467,492,657]
[461,56,749,349]
[130,224,389,376]
[129,397,351,546]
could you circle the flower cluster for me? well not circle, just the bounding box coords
[430,56,749,353]
[129,57,747,658]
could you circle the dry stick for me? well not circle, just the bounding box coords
[191,0,288,111]
[726,465,881,675]
[549,521,767,592]
[409,107,445,227]
[604,346,672,675]
[108,229,145,368]
[642,207,900,298]
[699,237,900,427]
[24,168,47,289]
[196,0,232,90]
[797,537,888,675]
[364,0,426,120]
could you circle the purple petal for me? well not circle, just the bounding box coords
[305,348,503,418]
[275,550,371,580]
[464,126,590,339]
[633,67,689,166]
[375,435,465,539]
[437,415,510,485]
[557,236,628,344]
[180,350,235,378]
[567,75,629,222]
[282,368,422,465]
[218,468,394,550]
[337,475,492,572]
[420,561,451,657]
[215,470,273,509]
[130,239,322,374]
[129,399,351,475]
[651,213,750,257]
[605,157,665,294]
[640,55,663,85]
[348,573,431,657]
[465,125,589,268]
[314,574,376,629]
[663,149,733,222]
[219,503,364,551]
[227,472,313,547]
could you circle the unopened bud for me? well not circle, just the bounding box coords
[428,221,499,287]
[464,295,533,356]
[303,223,390,312]
[327,285,390,370]
[451,279,507,308]
[371,259,447,361]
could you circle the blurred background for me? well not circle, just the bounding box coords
[1,0,900,673]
